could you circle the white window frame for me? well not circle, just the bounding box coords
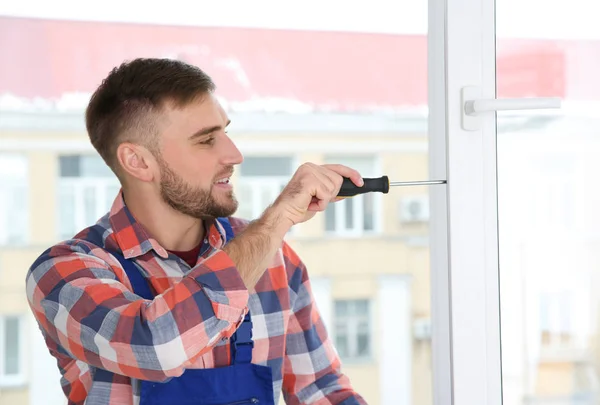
[429,0,502,404]
[0,315,27,388]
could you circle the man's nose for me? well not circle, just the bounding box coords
[221,134,244,166]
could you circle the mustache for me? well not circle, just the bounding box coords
[213,167,234,180]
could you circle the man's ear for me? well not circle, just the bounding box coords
[116,143,157,183]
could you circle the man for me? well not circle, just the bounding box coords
[25,58,367,405]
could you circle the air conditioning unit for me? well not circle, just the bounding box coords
[399,195,430,223]
[413,318,432,340]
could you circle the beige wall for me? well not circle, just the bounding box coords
[0,388,28,405]
[0,250,41,313]
[28,152,59,246]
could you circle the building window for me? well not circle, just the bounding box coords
[58,155,120,240]
[324,156,380,235]
[0,153,28,246]
[0,315,25,387]
[539,291,574,349]
[235,156,294,220]
[334,299,372,361]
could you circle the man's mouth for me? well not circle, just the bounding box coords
[214,172,232,186]
[214,177,231,185]
[213,168,234,187]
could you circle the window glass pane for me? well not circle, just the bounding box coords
[58,184,77,239]
[344,198,354,229]
[4,317,20,375]
[335,333,350,359]
[335,300,348,317]
[6,185,28,244]
[324,156,376,177]
[324,156,378,234]
[59,156,81,177]
[235,183,254,220]
[4,10,432,405]
[260,187,274,214]
[84,186,98,225]
[325,205,336,232]
[0,154,28,177]
[106,184,121,208]
[354,300,369,316]
[363,193,375,231]
[240,157,293,177]
[60,155,113,178]
[236,157,293,220]
[496,3,600,403]
[335,327,349,359]
[80,155,113,177]
[0,154,28,245]
[357,332,370,357]
[58,156,119,237]
[335,301,371,361]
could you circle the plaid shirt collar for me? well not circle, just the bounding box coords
[108,190,227,259]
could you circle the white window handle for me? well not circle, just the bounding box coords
[464,97,561,115]
[461,86,562,131]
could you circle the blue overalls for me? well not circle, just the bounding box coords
[111,218,275,405]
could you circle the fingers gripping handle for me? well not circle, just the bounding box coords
[338,176,390,197]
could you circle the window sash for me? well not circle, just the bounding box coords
[429,0,503,403]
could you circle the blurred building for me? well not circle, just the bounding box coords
[0,15,598,405]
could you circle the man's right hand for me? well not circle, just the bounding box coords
[223,162,363,291]
[267,162,364,230]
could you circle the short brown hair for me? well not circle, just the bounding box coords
[85,58,215,174]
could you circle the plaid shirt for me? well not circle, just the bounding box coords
[26,192,366,405]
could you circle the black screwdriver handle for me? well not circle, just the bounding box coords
[338,176,390,197]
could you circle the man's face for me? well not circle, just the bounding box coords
[154,93,243,220]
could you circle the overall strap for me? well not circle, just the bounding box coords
[111,251,155,300]
[230,312,254,364]
[216,217,235,242]
[217,217,255,365]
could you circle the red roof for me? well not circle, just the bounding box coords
[0,16,597,111]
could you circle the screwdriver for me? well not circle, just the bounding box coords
[337,176,447,197]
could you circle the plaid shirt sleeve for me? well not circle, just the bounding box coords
[281,242,367,405]
[25,240,249,382]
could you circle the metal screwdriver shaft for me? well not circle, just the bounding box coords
[389,180,447,187]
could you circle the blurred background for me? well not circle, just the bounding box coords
[1,1,599,404]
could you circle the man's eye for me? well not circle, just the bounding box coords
[199,137,215,145]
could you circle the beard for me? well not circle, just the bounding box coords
[156,156,238,220]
